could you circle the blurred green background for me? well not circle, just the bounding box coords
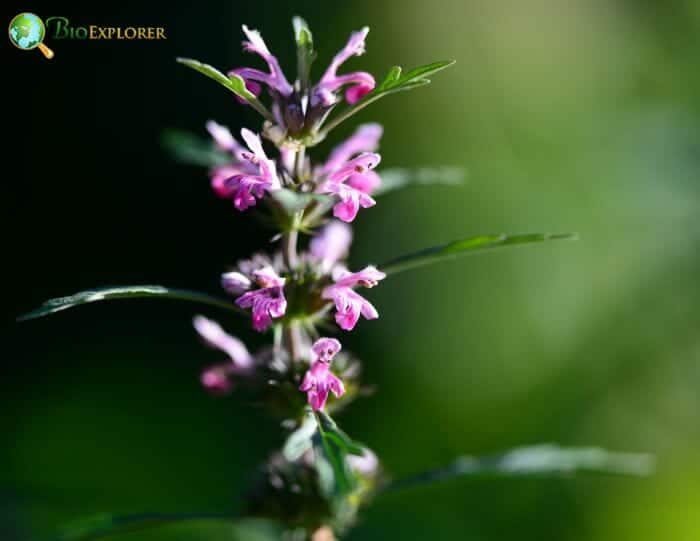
[5,0,700,540]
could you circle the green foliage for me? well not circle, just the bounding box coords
[376,60,456,94]
[176,57,274,121]
[374,166,466,196]
[17,285,242,321]
[380,232,578,275]
[384,444,655,493]
[317,60,456,138]
[292,16,316,91]
[282,409,364,500]
[161,129,230,167]
[56,512,237,541]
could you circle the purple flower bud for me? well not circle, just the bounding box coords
[322,266,386,331]
[300,338,345,410]
[200,363,235,394]
[193,315,254,368]
[235,266,287,332]
[347,448,379,476]
[221,271,252,295]
[310,221,353,273]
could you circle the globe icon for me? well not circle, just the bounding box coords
[8,12,54,59]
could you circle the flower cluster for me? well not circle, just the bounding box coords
[175,18,453,537]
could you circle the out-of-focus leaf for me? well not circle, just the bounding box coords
[161,129,230,167]
[271,189,332,215]
[383,444,655,493]
[176,57,274,121]
[283,410,317,461]
[318,60,456,138]
[17,285,242,322]
[292,16,316,91]
[56,511,235,541]
[374,166,466,196]
[312,410,364,498]
[380,233,578,275]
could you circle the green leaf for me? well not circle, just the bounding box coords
[380,232,578,275]
[161,129,230,167]
[317,60,455,138]
[312,410,364,498]
[282,410,317,461]
[374,166,466,196]
[377,66,402,91]
[315,411,365,456]
[176,57,274,122]
[271,189,331,215]
[177,57,255,100]
[17,285,242,322]
[292,16,316,91]
[57,511,235,541]
[383,444,655,493]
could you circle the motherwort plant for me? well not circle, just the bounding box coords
[21,17,653,541]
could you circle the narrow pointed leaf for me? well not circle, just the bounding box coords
[374,166,466,196]
[282,410,317,461]
[380,232,578,275]
[318,60,456,138]
[57,511,235,541]
[161,129,230,167]
[383,444,655,494]
[312,410,364,498]
[377,66,402,91]
[292,16,316,91]
[18,285,242,322]
[177,57,255,99]
[176,57,274,122]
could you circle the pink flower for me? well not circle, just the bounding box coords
[193,315,254,394]
[322,266,386,331]
[312,28,375,106]
[310,221,353,273]
[223,129,281,211]
[319,153,381,222]
[228,25,293,98]
[205,121,260,198]
[318,124,383,176]
[234,266,287,331]
[299,338,345,410]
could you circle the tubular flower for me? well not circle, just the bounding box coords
[299,338,345,410]
[319,153,381,222]
[205,120,258,198]
[231,266,287,331]
[322,266,386,331]
[193,315,254,393]
[222,129,282,211]
[311,28,375,106]
[310,220,353,273]
[229,25,293,98]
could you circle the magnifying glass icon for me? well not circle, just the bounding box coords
[8,12,55,59]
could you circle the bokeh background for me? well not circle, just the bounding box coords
[5,0,700,540]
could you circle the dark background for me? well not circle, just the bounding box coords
[5,1,700,540]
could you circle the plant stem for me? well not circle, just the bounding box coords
[282,228,299,270]
[295,145,307,181]
[284,320,303,361]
